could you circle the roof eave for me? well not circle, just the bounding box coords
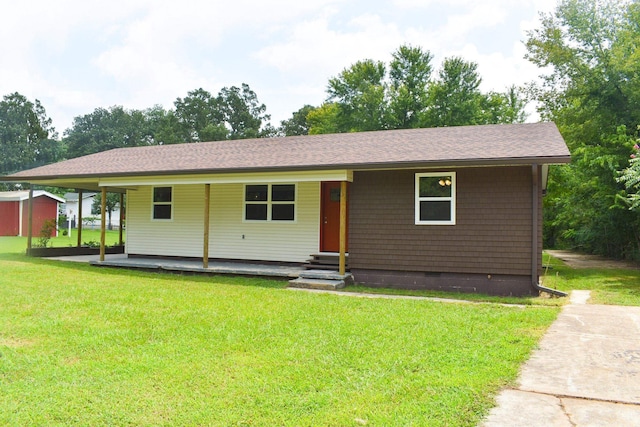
[1,155,571,183]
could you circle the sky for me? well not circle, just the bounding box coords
[0,0,557,136]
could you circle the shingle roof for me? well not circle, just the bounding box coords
[5,122,569,180]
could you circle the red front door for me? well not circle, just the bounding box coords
[320,182,348,252]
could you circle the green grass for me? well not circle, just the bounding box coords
[2,229,124,254]
[0,237,559,426]
[344,285,565,307]
[542,252,640,306]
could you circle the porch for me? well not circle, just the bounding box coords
[45,253,305,278]
[44,253,352,289]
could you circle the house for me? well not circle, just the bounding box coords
[0,190,64,237]
[2,122,571,295]
[62,192,122,229]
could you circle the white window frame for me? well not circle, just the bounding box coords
[151,186,174,221]
[243,183,297,223]
[415,172,456,225]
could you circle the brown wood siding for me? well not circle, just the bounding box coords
[349,166,538,276]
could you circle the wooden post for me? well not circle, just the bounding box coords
[119,193,124,246]
[27,186,34,253]
[100,188,106,262]
[76,189,83,248]
[203,184,211,268]
[339,181,347,276]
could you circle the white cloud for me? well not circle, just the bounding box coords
[254,13,403,73]
[0,0,558,132]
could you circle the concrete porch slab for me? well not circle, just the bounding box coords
[45,254,305,279]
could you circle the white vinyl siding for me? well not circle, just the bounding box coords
[210,182,319,262]
[126,182,320,262]
[127,185,205,257]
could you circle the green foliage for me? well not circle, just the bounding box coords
[305,44,528,135]
[307,103,341,135]
[327,59,388,132]
[388,45,433,129]
[82,216,100,228]
[480,86,529,124]
[527,0,640,259]
[217,83,271,139]
[279,104,316,136]
[82,239,101,248]
[422,57,483,127]
[174,84,271,143]
[617,134,640,210]
[174,88,225,142]
[0,93,60,188]
[144,105,183,145]
[35,218,57,248]
[61,83,273,159]
[91,193,123,230]
[64,106,154,158]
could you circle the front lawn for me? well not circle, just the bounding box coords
[0,237,558,426]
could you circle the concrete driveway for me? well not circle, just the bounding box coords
[481,291,640,426]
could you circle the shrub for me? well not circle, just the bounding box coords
[35,219,57,248]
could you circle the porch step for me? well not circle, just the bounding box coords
[288,269,353,290]
[299,269,353,281]
[303,253,349,271]
[288,277,346,290]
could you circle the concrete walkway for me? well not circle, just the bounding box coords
[481,291,640,426]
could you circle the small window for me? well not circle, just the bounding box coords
[244,184,296,222]
[152,186,173,220]
[415,173,455,225]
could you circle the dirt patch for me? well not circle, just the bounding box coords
[0,337,36,348]
[546,250,640,270]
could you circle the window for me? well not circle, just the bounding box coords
[152,186,173,220]
[244,184,295,221]
[415,173,455,225]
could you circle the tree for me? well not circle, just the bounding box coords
[388,45,433,129]
[423,57,484,127]
[526,0,640,259]
[145,105,183,145]
[307,103,341,135]
[480,86,528,124]
[173,88,226,143]
[92,192,122,230]
[173,84,272,141]
[0,92,58,180]
[217,83,271,140]
[64,106,153,158]
[279,105,316,136]
[327,59,388,132]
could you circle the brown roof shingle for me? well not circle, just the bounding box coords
[5,122,570,180]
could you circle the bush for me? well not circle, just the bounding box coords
[35,219,57,248]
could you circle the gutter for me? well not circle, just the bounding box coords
[531,164,568,298]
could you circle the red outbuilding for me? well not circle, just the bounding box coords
[0,190,65,237]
